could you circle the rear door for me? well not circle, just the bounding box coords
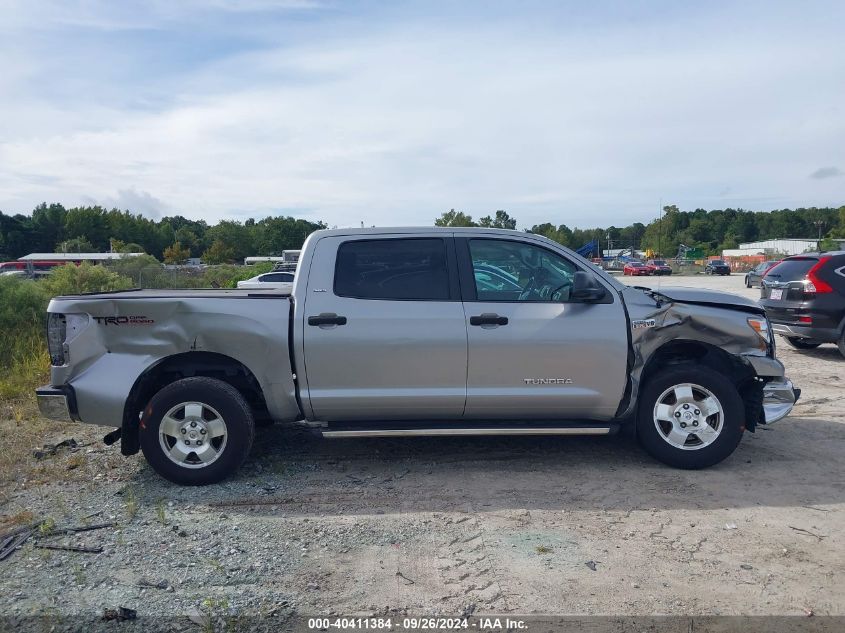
[301,234,467,421]
[457,236,628,420]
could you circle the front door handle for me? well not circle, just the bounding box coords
[469,313,509,327]
[308,313,348,327]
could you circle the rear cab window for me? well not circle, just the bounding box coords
[334,238,451,300]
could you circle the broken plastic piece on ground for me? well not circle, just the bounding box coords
[33,438,78,459]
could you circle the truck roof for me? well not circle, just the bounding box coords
[309,226,556,242]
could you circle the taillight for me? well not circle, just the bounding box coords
[46,312,89,366]
[47,313,66,365]
[804,257,832,295]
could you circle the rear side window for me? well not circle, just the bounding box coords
[765,258,817,282]
[334,238,450,300]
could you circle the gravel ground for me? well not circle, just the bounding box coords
[0,273,843,630]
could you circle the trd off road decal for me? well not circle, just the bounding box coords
[93,315,155,325]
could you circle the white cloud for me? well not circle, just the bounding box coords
[1,2,844,228]
[84,188,170,219]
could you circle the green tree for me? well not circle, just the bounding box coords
[109,238,145,253]
[31,203,67,251]
[64,206,110,250]
[478,209,517,230]
[163,241,191,264]
[42,262,133,296]
[202,239,236,264]
[434,209,478,227]
[58,237,96,253]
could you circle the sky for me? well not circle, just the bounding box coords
[0,0,843,229]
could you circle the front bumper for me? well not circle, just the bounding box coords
[762,378,800,424]
[36,385,78,422]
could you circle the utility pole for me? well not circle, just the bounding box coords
[658,198,663,257]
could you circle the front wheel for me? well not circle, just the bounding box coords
[139,377,255,485]
[785,337,822,350]
[745,276,751,288]
[637,366,745,469]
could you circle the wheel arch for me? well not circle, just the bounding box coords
[639,339,763,432]
[120,351,269,456]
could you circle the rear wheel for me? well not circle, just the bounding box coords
[637,365,745,469]
[745,276,751,288]
[139,377,255,485]
[785,337,822,350]
[837,331,845,359]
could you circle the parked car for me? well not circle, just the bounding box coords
[646,259,672,276]
[760,251,845,356]
[623,261,652,276]
[705,260,731,275]
[37,227,797,484]
[744,260,781,288]
[236,271,294,289]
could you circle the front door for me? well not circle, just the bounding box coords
[458,236,628,420]
[302,234,467,421]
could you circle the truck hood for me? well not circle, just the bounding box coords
[647,286,765,315]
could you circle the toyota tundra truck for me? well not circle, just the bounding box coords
[36,228,799,485]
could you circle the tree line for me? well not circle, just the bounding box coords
[436,205,845,256]
[1,202,843,264]
[0,203,326,264]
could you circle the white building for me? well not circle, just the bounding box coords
[721,238,845,257]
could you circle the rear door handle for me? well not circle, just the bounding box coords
[469,313,509,327]
[308,313,348,327]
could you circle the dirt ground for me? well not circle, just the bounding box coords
[0,273,843,630]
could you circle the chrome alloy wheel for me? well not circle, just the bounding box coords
[653,383,724,450]
[159,401,228,469]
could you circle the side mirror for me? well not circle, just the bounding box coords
[570,270,607,303]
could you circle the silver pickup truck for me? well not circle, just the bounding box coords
[37,227,798,485]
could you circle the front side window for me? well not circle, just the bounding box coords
[468,239,577,302]
[335,238,449,300]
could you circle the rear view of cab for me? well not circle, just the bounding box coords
[760,251,845,357]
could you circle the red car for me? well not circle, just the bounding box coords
[646,259,673,276]
[623,261,653,276]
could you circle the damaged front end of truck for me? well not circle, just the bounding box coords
[618,285,800,432]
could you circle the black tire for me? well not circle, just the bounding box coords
[139,377,255,485]
[785,337,822,350]
[745,276,751,288]
[838,331,845,359]
[636,365,745,469]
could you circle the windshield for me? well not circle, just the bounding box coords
[711,260,725,265]
[651,260,666,265]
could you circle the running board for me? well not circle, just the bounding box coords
[321,425,615,438]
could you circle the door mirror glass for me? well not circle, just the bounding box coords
[570,271,607,302]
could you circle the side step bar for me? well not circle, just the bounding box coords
[321,426,614,438]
